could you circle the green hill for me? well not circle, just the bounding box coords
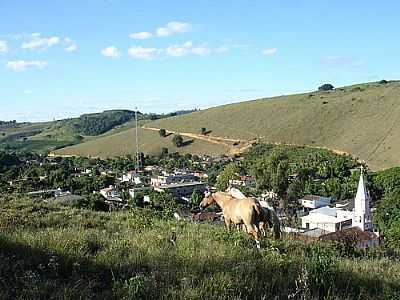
[55,81,400,169]
[0,110,138,154]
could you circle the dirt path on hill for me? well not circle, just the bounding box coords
[142,126,352,157]
[142,126,239,146]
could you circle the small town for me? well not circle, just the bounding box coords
[1,147,383,251]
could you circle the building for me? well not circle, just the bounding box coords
[352,169,372,231]
[154,182,206,199]
[128,186,153,203]
[151,173,198,187]
[228,175,256,187]
[300,195,331,210]
[301,206,353,232]
[121,171,142,184]
[296,227,378,249]
[100,185,121,199]
[300,168,373,233]
[319,227,378,249]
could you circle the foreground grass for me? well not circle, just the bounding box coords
[0,198,399,299]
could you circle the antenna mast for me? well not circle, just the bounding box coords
[135,107,140,171]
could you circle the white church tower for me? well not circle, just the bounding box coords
[352,167,372,231]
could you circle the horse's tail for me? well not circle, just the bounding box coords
[270,208,281,239]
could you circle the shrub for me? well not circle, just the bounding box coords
[159,128,166,137]
[172,134,183,147]
[379,79,388,84]
[318,84,334,91]
[201,127,207,135]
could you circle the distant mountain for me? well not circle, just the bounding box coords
[55,81,400,170]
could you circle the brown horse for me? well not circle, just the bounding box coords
[227,188,281,239]
[200,192,263,248]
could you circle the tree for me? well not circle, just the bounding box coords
[318,84,334,91]
[159,128,166,137]
[375,188,400,253]
[161,147,169,156]
[189,189,203,208]
[172,134,183,147]
[216,163,240,191]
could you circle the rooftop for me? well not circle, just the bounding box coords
[320,227,378,242]
[155,181,206,189]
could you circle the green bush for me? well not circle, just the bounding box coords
[318,83,335,91]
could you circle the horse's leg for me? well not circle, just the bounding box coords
[246,223,261,249]
[259,221,266,237]
[225,218,232,231]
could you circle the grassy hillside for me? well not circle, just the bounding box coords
[0,110,138,154]
[0,197,399,299]
[54,81,400,170]
[54,126,229,158]
[146,81,400,170]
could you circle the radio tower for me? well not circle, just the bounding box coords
[135,107,140,172]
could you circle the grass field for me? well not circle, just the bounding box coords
[54,126,230,158]
[54,81,400,170]
[147,81,400,170]
[0,197,399,299]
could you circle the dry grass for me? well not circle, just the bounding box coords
[54,127,229,158]
[147,81,400,170]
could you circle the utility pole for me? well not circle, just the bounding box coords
[135,107,140,172]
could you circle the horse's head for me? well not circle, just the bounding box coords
[199,191,215,210]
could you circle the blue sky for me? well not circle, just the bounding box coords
[0,0,399,122]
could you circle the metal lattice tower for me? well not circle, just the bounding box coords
[135,107,140,171]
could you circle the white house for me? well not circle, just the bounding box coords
[121,171,142,184]
[300,195,332,210]
[301,206,353,232]
[151,173,198,187]
[100,185,121,199]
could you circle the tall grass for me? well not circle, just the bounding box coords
[0,197,399,299]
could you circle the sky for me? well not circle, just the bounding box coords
[1,0,400,122]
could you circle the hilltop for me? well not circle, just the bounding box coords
[55,81,400,170]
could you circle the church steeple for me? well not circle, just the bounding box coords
[352,167,372,231]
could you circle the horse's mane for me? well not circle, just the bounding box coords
[226,187,246,199]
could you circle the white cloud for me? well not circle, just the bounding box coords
[64,37,78,52]
[156,21,191,37]
[262,48,277,55]
[65,44,78,52]
[166,41,193,57]
[0,40,8,53]
[101,46,121,58]
[129,32,153,40]
[128,46,161,60]
[192,46,212,56]
[22,34,60,50]
[6,60,48,71]
[165,41,213,57]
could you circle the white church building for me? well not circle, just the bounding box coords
[301,169,372,233]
